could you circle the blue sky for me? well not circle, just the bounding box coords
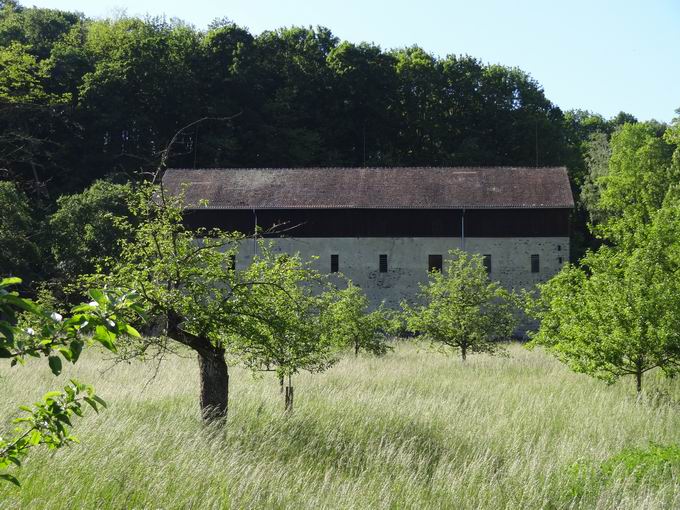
[24,0,680,122]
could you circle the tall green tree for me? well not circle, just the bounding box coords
[532,123,680,394]
[49,180,133,278]
[593,122,677,244]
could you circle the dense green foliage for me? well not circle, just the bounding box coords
[1,10,570,187]
[0,182,40,281]
[531,124,680,392]
[404,250,518,361]
[1,3,571,192]
[49,180,133,277]
[600,443,680,482]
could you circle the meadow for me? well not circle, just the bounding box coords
[1,342,679,509]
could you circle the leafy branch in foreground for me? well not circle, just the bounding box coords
[0,380,105,487]
[0,277,141,485]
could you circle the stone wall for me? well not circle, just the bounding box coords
[236,236,569,309]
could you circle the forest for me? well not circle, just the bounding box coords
[2,1,680,508]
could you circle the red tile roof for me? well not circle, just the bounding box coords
[162,166,574,210]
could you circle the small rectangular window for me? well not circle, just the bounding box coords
[558,256,563,264]
[531,254,540,273]
[428,254,443,273]
[330,254,339,273]
[557,244,562,252]
[379,254,388,273]
[483,254,492,274]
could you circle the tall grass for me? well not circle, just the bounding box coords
[1,342,679,509]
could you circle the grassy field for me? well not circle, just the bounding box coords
[1,342,680,509]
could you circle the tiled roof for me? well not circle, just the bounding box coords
[162,166,574,210]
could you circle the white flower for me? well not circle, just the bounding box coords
[88,301,99,307]
[50,312,63,322]
[26,327,35,336]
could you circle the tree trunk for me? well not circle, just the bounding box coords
[635,357,643,395]
[461,343,467,362]
[279,374,284,393]
[354,338,359,357]
[198,348,229,422]
[284,374,294,412]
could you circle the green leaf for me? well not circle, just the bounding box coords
[48,356,62,376]
[57,347,73,362]
[0,322,14,342]
[0,473,21,487]
[88,289,105,305]
[93,325,117,352]
[83,397,99,413]
[92,395,108,409]
[124,324,141,338]
[69,340,83,362]
[0,277,22,287]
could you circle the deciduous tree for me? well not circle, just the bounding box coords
[404,250,518,361]
[234,251,340,411]
[528,239,680,394]
[325,282,392,357]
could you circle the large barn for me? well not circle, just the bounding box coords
[162,166,574,308]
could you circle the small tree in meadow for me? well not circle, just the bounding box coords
[234,252,340,411]
[404,250,518,361]
[529,237,680,394]
[325,282,392,357]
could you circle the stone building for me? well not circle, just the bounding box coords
[162,166,574,308]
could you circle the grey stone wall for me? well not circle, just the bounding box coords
[236,236,569,309]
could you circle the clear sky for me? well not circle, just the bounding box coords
[23,0,680,122]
